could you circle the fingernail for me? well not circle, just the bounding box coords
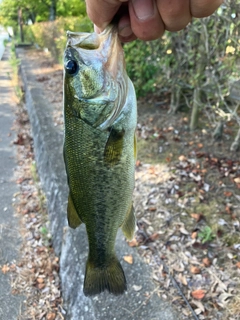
[119,25,133,38]
[132,0,154,21]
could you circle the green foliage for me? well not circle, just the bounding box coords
[198,226,215,243]
[29,16,93,62]
[124,39,164,97]
[0,0,87,29]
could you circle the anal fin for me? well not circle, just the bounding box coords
[67,193,82,229]
[121,204,136,240]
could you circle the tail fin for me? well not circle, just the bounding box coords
[83,255,127,296]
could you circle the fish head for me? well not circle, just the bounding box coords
[64,26,128,129]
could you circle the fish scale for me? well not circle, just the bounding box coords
[63,25,137,296]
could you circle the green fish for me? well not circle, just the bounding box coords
[63,26,137,296]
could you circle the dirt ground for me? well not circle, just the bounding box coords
[8,49,240,319]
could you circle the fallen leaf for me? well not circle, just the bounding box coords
[1,265,9,274]
[136,160,141,167]
[179,227,189,235]
[236,262,240,269]
[179,155,187,162]
[149,207,157,211]
[36,277,44,283]
[123,255,133,264]
[192,299,205,312]
[128,239,139,247]
[46,313,56,320]
[225,205,232,214]
[190,266,201,274]
[191,289,206,300]
[132,285,142,292]
[191,213,203,222]
[202,257,211,267]
[37,283,45,289]
[224,191,233,197]
[149,232,160,241]
[178,273,188,286]
[234,177,240,184]
[191,231,198,239]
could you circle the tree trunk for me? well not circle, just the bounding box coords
[230,128,240,151]
[18,7,24,43]
[213,120,224,140]
[169,84,181,114]
[190,87,200,131]
[49,0,57,21]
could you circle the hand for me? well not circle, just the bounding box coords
[86,0,223,42]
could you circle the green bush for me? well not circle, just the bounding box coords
[28,16,93,62]
[124,39,164,97]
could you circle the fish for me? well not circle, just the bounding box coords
[63,25,137,296]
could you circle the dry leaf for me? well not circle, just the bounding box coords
[1,265,10,274]
[123,255,133,264]
[179,155,187,162]
[136,160,141,167]
[224,191,233,197]
[192,299,205,312]
[236,262,240,269]
[190,266,201,274]
[202,257,211,267]
[132,285,142,292]
[38,283,45,290]
[234,177,240,184]
[149,233,160,241]
[178,273,188,286]
[191,231,198,239]
[225,205,232,214]
[191,289,206,300]
[191,213,203,222]
[179,227,189,235]
[46,313,56,320]
[128,239,139,247]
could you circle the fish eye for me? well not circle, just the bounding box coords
[65,60,79,75]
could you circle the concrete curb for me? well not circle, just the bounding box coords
[18,47,182,320]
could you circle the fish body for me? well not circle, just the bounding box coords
[63,26,137,296]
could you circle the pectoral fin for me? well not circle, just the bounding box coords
[67,193,82,229]
[121,204,136,240]
[104,128,125,167]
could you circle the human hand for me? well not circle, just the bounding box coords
[86,0,223,42]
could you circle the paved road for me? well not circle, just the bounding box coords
[0,45,24,319]
[0,32,9,61]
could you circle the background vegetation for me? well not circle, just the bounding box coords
[0,0,239,148]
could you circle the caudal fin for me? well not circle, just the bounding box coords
[83,255,127,296]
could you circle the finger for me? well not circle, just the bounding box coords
[86,0,127,31]
[118,14,137,42]
[190,0,223,18]
[129,0,165,41]
[157,0,191,32]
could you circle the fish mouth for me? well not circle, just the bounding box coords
[66,30,101,50]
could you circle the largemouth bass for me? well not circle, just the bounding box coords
[63,26,137,296]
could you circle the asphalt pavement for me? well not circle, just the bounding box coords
[0,44,24,319]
